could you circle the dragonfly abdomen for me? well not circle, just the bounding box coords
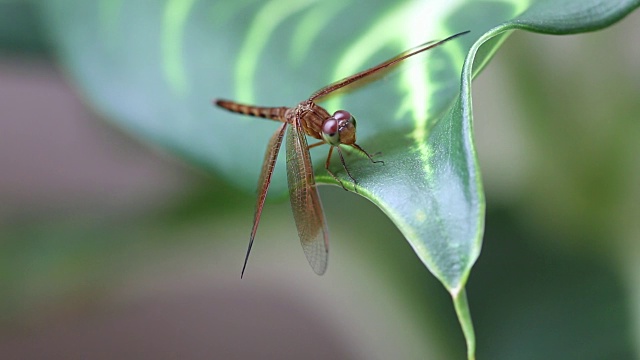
[216,100,288,121]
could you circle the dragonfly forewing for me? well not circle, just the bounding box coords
[308,30,469,102]
[286,117,329,275]
[242,122,288,278]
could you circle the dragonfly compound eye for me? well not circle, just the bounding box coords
[322,118,340,145]
[333,109,356,129]
[333,110,350,120]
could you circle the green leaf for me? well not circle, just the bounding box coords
[0,0,49,54]
[37,0,639,358]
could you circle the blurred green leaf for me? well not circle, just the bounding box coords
[36,0,639,358]
[471,207,636,359]
[0,0,48,54]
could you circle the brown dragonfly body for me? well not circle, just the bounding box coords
[215,100,329,141]
[215,31,469,277]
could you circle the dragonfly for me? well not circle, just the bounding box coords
[215,30,469,278]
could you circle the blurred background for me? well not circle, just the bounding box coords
[1,1,639,359]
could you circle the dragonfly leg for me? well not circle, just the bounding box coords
[324,146,351,192]
[308,141,325,150]
[352,143,385,165]
[336,146,359,193]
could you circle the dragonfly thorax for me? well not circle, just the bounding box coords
[322,110,357,146]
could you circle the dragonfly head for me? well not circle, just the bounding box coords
[322,110,357,146]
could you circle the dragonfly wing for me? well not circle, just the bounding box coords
[286,116,329,275]
[242,122,288,278]
[309,31,469,102]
